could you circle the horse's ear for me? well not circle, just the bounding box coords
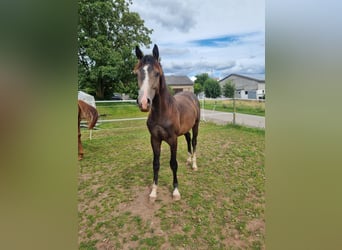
[152,44,159,60]
[135,46,143,59]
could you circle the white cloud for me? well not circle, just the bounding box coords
[130,0,265,80]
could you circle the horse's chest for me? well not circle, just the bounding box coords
[147,120,176,140]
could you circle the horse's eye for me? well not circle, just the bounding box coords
[154,72,160,77]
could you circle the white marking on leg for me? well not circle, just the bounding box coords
[186,152,192,166]
[192,152,198,171]
[173,187,181,201]
[149,183,157,199]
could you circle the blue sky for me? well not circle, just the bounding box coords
[130,0,265,80]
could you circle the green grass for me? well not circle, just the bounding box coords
[78,120,265,249]
[96,101,148,120]
[201,99,265,116]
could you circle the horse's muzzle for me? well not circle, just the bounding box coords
[137,97,151,112]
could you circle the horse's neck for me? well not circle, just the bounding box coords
[152,75,174,114]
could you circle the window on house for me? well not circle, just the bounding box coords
[245,91,248,95]
[173,88,183,94]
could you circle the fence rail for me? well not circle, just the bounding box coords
[80,98,265,130]
[95,100,137,103]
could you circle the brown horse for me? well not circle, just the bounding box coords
[134,44,200,201]
[78,99,98,160]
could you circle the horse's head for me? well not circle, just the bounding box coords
[134,44,163,112]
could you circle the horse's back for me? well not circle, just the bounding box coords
[174,91,200,115]
[174,91,200,134]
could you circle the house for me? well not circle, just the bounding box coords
[219,74,265,99]
[165,75,194,94]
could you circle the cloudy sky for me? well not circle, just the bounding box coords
[129,0,265,80]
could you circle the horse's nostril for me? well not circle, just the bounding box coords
[136,99,139,104]
[147,98,151,105]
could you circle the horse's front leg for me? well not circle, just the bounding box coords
[169,137,181,201]
[150,136,161,201]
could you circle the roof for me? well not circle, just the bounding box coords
[165,75,193,86]
[78,91,96,108]
[219,74,265,84]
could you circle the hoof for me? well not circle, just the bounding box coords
[172,188,181,201]
[149,196,156,203]
[192,166,198,171]
[149,184,157,202]
[173,194,181,201]
[149,192,157,203]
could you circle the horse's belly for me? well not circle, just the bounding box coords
[178,126,192,136]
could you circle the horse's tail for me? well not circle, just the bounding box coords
[78,100,99,129]
[88,106,98,129]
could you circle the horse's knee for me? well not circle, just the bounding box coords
[170,159,178,170]
[153,153,160,168]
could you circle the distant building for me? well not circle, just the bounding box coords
[165,75,194,94]
[219,74,265,100]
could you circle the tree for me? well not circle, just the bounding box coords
[193,82,203,95]
[194,73,210,96]
[194,73,209,88]
[222,80,235,98]
[78,0,152,99]
[204,78,221,98]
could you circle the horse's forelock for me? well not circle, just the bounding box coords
[134,55,163,76]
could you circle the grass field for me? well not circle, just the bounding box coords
[78,119,265,249]
[201,99,265,116]
[95,102,148,120]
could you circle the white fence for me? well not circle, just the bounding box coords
[80,99,265,132]
[89,98,265,126]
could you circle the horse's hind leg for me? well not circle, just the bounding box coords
[184,132,192,166]
[191,121,199,171]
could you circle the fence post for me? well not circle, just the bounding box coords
[233,96,236,125]
[201,97,206,121]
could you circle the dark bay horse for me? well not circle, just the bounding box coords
[78,100,98,160]
[134,44,200,201]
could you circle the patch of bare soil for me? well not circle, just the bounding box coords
[247,218,265,233]
[221,228,248,249]
[95,186,177,250]
[119,185,173,220]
